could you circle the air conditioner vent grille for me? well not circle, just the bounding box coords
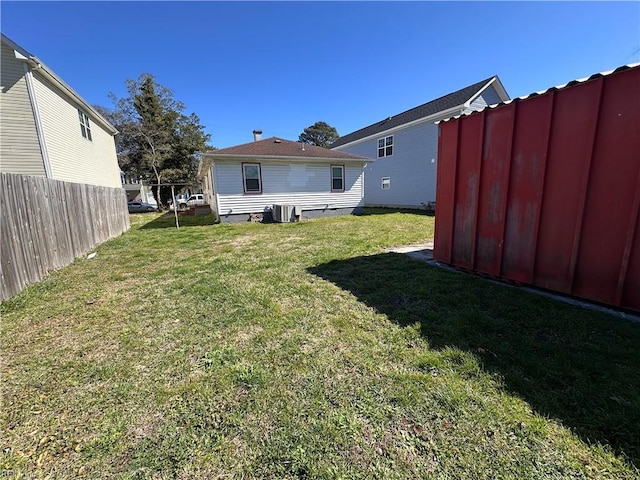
[272,204,300,223]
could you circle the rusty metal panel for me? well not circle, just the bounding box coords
[501,94,552,283]
[533,78,603,294]
[474,104,514,276]
[451,112,484,269]
[433,121,459,264]
[573,69,640,306]
[622,204,640,311]
[434,64,640,312]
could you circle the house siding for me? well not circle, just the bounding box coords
[465,84,502,112]
[336,84,505,208]
[201,166,218,214]
[31,73,121,188]
[336,111,459,208]
[0,43,45,176]
[214,161,364,216]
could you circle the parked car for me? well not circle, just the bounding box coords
[170,194,206,210]
[128,201,157,213]
[168,194,188,207]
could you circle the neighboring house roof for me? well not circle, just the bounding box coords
[0,33,117,135]
[202,137,372,163]
[438,62,640,124]
[331,76,509,148]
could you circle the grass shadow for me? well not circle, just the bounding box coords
[358,207,435,217]
[308,253,640,466]
[139,212,217,230]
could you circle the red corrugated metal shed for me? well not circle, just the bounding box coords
[434,63,640,312]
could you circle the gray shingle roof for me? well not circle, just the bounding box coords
[331,76,497,148]
[438,63,640,124]
[204,137,370,162]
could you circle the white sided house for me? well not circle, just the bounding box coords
[331,76,509,210]
[0,33,121,188]
[198,134,372,223]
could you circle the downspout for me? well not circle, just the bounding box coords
[210,162,220,222]
[22,61,53,179]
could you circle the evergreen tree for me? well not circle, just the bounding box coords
[101,74,211,207]
[298,121,339,148]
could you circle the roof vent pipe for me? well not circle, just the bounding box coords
[253,129,263,142]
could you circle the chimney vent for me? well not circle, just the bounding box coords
[253,130,263,142]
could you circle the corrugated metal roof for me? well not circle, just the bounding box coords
[437,63,640,124]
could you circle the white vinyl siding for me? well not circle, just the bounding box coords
[214,161,365,215]
[333,81,508,209]
[31,73,121,188]
[336,114,454,208]
[0,43,45,176]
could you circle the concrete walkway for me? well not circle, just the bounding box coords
[386,242,434,262]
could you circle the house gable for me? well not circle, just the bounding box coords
[0,34,121,188]
[465,80,508,113]
[31,71,121,188]
[0,42,45,176]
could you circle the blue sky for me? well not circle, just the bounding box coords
[2,2,639,148]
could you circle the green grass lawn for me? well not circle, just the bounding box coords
[2,210,639,479]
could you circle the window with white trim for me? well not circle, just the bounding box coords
[78,109,92,141]
[242,163,262,193]
[377,135,393,157]
[382,177,390,190]
[331,165,344,192]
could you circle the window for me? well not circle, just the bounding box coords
[331,165,344,192]
[243,163,262,193]
[78,109,92,141]
[382,177,390,190]
[377,135,393,157]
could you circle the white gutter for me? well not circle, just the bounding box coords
[28,61,118,135]
[196,157,207,179]
[22,63,53,179]
[211,162,220,220]
[332,104,465,150]
[5,34,118,136]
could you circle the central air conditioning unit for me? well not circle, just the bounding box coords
[272,204,300,223]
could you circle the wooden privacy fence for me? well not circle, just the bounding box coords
[1,173,130,301]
